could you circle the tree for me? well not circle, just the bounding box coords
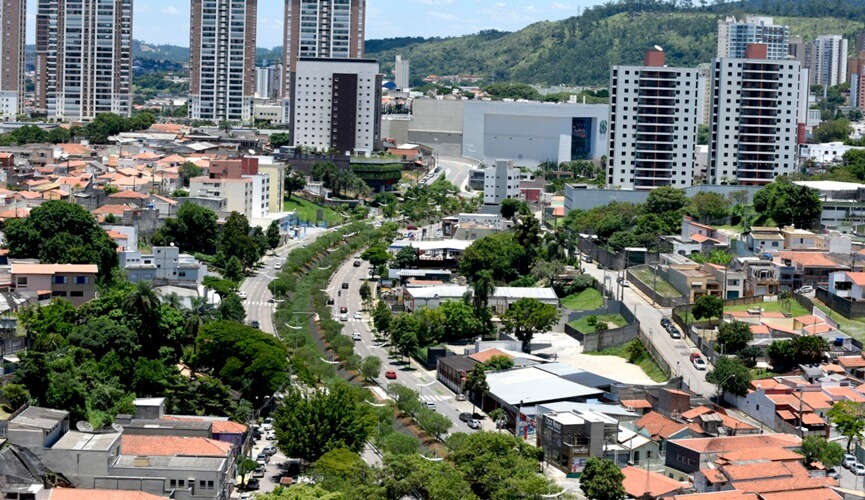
[827,401,865,452]
[124,281,161,329]
[394,329,419,361]
[391,245,419,269]
[500,198,525,220]
[717,321,753,354]
[218,211,260,269]
[285,173,307,201]
[813,118,853,143]
[645,186,689,215]
[2,383,30,410]
[439,300,484,342]
[266,221,281,250]
[462,366,488,413]
[310,448,372,492]
[753,178,822,229]
[460,232,525,283]
[692,295,723,321]
[359,356,381,382]
[217,293,246,323]
[580,457,626,500]
[500,298,560,353]
[270,133,291,149]
[768,336,829,372]
[706,356,752,399]
[372,300,393,337]
[361,245,390,268]
[274,383,376,463]
[484,355,514,371]
[224,256,244,282]
[236,457,260,486]
[178,162,203,187]
[417,408,452,440]
[378,432,420,455]
[152,203,219,254]
[800,436,844,468]
[689,192,731,223]
[489,408,507,430]
[4,200,118,278]
[388,383,423,419]
[737,345,762,368]
[626,338,647,363]
[359,281,372,306]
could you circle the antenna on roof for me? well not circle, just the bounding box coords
[112,423,124,433]
[76,421,94,432]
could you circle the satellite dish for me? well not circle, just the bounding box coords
[76,421,94,432]
[654,45,664,52]
[112,423,124,433]
[248,149,255,155]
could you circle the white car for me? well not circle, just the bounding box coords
[352,332,362,341]
[339,313,348,321]
[238,291,247,299]
[354,312,363,320]
[692,357,707,370]
[796,286,814,294]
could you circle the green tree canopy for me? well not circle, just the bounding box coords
[717,321,753,354]
[827,401,865,452]
[460,232,526,283]
[580,457,626,500]
[692,295,723,321]
[4,200,118,278]
[706,356,752,398]
[391,246,419,269]
[361,245,390,268]
[274,384,376,463]
[500,298,560,353]
[151,202,219,254]
[285,172,307,201]
[753,178,822,229]
[813,118,853,143]
[800,436,844,468]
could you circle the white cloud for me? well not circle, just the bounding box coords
[160,6,179,15]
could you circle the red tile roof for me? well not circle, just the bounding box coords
[674,493,758,500]
[779,252,844,268]
[838,355,865,368]
[620,399,653,410]
[673,433,800,454]
[621,466,687,498]
[841,272,865,286]
[109,190,149,200]
[163,416,247,434]
[469,348,514,364]
[717,447,803,463]
[49,489,169,500]
[731,476,836,495]
[121,435,232,457]
[636,411,699,440]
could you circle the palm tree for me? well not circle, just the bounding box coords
[161,292,184,311]
[462,366,488,415]
[471,270,495,313]
[124,281,160,322]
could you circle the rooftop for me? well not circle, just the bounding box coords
[672,433,801,454]
[9,406,68,430]
[120,435,232,457]
[621,466,687,498]
[49,489,169,500]
[485,366,603,406]
[52,431,119,451]
[112,454,226,471]
[11,263,98,275]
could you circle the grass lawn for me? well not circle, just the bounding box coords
[630,267,680,297]
[569,314,628,334]
[284,197,344,226]
[586,343,667,383]
[725,299,810,317]
[561,288,603,311]
[811,298,865,341]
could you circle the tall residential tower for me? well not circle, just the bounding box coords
[35,0,133,120]
[812,35,848,87]
[0,0,26,119]
[189,0,257,123]
[717,16,790,60]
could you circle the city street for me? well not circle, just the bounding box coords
[328,253,483,435]
[579,260,716,398]
[429,155,479,195]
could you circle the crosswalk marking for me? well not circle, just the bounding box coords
[246,301,277,307]
[419,394,451,402]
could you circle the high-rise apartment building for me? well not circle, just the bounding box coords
[394,55,410,89]
[717,16,790,60]
[812,35,848,87]
[289,58,381,153]
[282,0,366,87]
[607,51,701,190]
[0,0,26,120]
[35,0,133,120]
[708,44,802,185]
[256,64,277,99]
[189,0,257,123]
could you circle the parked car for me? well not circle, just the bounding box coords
[238,291,247,299]
[620,280,631,287]
[385,370,397,379]
[353,260,361,267]
[339,313,348,321]
[327,297,335,305]
[456,394,466,401]
[262,418,273,430]
[796,286,814,294]
[425,401,436,410]
[856,463,865,476]
[341,282,349,289]
[274,263,282,270]
[583,255,592,263]
[827,468,840,480]
[352,332,362,341]
[459,412,473,422]
[340,306,348,313]
[265,431,275,440]
[467,419,481,429]
[844,454,858,469]
[250,320,260,329]
[262,445,276,456]
[354,311,363,320]
[256,453,269,463]
[246,479,260,490]
[660,318,671,328]
[668,326,681,339]
[692,357,707,370]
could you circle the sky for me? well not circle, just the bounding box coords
[24,0,603,48]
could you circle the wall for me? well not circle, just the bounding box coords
[564,184,762,214]
[408,99,464,156]
[564,300,640,352]
[627,265,687,307]
[816,286,865,318]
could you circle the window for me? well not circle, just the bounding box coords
[74,276,88,284]
[16,277,27,286]
[70,291,84,297]
[53,276,67,284]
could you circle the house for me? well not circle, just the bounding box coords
[633,411,703,451]
[775,252,848,289]
[730,376,832,437]
[665,433,801,474]
[404,285,558,313]
[119,247,205,288]
[702,263,745,299]
[738,258,779,296]
[745,227,784,254]
[468,348,546,368]
[781,226,824,251]
[436,355,478,396]
[10,263,98,306]
[621,466,689,499]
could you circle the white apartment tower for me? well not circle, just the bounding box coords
[717,16,790,60]
[483,160,520,205]
[812,35,848,87]
[290,58,381,153]
[256,65,276,99]
[708,44,802,185]
[189,0,257,123]
[0,0,26,120]
[608,51,701,190]
[394,55,410,89]
[35,0,133,120]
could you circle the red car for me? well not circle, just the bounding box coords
[385,370,397,379]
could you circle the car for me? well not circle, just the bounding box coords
[265,431,275,440]
[262,445,276,456]
[620,280,631,287]
[385,370,397,379]
[256,453,269,463]
[796,286,814,294]
[692,357,707,370]
[407,225,418,230]
[456,394,466,401]
[339,313,348,321]
[856,463,865,476]
[352,332,362,341]
[459,412,472,422]
[597,263,604,269]
[354,311,363,320]
[327,297,335,305]
[353,260,361,267]
[262,418,273,430]
[238,291,248,299]
[827,468,840,480]
[251,320,260,329]
[240,493,253,500]
[340,306,348,313]
[660,318,671,328]
[844,454,858,469]
[245,479,260,490]
[467,419,481,429]
[341,282,349,289]
[583,255,592,263]
[274,263,282,270]
[425,401,436,410]
[668,326,681,339]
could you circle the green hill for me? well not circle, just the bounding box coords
[366,12,864,86]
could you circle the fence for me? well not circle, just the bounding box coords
[638,329,672,378]
[815,287,865,320]
[564,300,640,351]
[577,237,663,271]
[627,265,687,308]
